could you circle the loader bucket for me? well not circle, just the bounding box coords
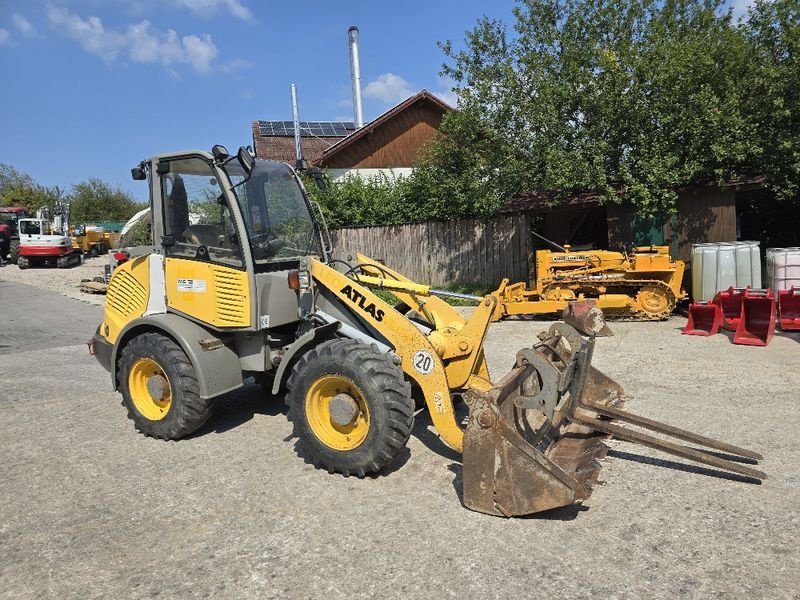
[778,287,800,331]
[462,323,765,517]
[562,300,613,336]
[734,289,776,346]
[682,302,722,336]
[462,323,624,516]
[715,286,748,331]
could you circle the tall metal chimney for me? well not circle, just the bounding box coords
[348,26,365,129]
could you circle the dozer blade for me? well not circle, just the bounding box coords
[562,300,613,336]
[462,323,765,517]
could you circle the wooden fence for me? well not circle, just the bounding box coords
[330,214,532,288]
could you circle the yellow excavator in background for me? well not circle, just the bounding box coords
[89,145,763,517]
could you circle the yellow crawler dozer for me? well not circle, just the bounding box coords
[496,235,687,321]
[89,146,763,518]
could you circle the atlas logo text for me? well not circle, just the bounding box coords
[340,285,385,322]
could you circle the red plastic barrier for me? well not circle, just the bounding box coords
[778,287,800,331]
[714,286,749,331]
[683,302,723,336]
[733,288,776,346]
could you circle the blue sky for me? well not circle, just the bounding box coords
[0,0,519,200]
[0,0,753,201]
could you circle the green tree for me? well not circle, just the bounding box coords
[743,0,800,201]
[69,178,139,224]
[303,171,414,228]
[430,0,756,212]
[0,163,61,215]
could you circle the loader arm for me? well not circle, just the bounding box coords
[354,253,493,387]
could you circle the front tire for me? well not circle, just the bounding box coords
[287,339,414,477]
[118,332,212,439]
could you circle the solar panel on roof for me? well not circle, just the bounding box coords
[258,120,356,138]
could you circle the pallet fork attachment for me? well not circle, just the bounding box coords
[462,323,765,517]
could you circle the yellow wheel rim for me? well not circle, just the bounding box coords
[128,357,172,421]
[637,286,671,316]
[305,375,370,451]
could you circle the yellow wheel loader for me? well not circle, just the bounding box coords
[89,146,764,517]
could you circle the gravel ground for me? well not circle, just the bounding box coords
[0,256,108,306]
[1,278,799,599]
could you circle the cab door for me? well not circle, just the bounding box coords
[158,156,252,329]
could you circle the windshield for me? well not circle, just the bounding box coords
[223,159,320,263]
[20,221,42,235]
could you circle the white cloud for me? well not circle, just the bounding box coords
[12,14,36,38]
[220,57,252,73]
[173,0,255,23]
[364,73,415,104]
[47,5,218,74]
[0,28,11,46]
[12,14,37,38]
[182,33,218,73]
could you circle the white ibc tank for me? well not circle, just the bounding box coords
[691,241,762,301]
[767,247,800,291]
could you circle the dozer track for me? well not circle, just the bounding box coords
[542,278,677,320]
[462,323,764,517]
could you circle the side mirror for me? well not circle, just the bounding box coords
[131,167,147,181]
[212,145,229,162]
[161,234,175,247]
[237,146,255,177]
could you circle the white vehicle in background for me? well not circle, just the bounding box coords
[16,218,81,269]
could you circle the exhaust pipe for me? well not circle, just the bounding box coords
[348,26,364,129]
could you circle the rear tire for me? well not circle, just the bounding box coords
[287,339,414,477]
[118,332,212,439]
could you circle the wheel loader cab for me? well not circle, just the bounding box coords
[147,151,323,333]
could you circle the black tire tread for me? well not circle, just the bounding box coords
[118,332,212,440]
[286,338,414,477]
[8,240,19,264]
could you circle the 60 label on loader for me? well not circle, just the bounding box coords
[90,145,764,517]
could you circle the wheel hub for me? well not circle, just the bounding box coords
[146,374,169,401]
[329,393,360,426]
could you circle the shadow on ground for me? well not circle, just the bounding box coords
[193,383,287,437]
[608,449,764,484]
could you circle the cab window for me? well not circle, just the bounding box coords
[160,157,243,268]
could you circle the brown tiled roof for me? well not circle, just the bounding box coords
[316,90,452,165]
